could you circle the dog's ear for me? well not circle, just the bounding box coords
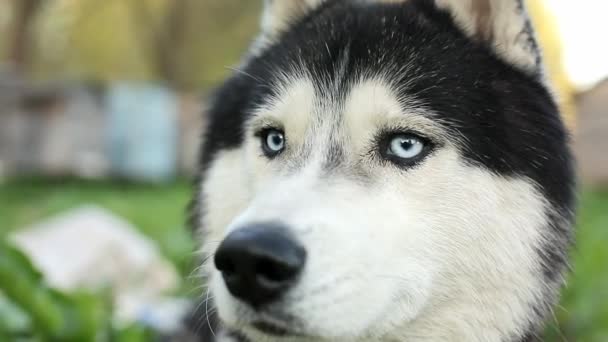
[260,0,325,38]
[248,0,325,56]
[435,0,542,73]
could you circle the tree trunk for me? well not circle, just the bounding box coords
[9,0,42,73]
[156,0,189,88]
[129,0,190,89]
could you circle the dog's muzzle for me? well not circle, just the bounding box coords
[214,223,306,309]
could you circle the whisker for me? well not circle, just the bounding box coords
[205,286,217,337]
[226,66,264,84]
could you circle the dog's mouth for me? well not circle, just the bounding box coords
[252,320,297,336]
[240,315,310,339]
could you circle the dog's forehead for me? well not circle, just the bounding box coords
[258,76,402,120]
[253,76,444,139]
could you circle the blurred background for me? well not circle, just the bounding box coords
[0,0,606,341]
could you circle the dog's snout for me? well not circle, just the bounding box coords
[214,223,306,308]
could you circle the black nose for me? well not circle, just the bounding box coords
[214,223,306,308]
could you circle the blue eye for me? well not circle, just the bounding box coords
[388,135,425,159]
[261,129,285,157]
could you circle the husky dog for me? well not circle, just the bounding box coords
[189,0,576,341]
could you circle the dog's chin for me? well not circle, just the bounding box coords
[223,309,381,342]
[220,306,313,340]
[221,313,318,342]
[236,321,314,341]
[215,292,420,342]
[251,320,298,336]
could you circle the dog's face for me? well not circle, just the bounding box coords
[195,1,575,341]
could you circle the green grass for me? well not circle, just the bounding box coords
[0,179,607,341]
[545,189,608,341]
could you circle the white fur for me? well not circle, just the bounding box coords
[250,78,317,149]
[201,78,551,341]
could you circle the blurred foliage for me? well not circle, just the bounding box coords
[0,179,194,340]
[0,241,156,341]
[0,0,262,90]
[544,189,608,341]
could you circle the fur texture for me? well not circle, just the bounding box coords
[188,1,576,341]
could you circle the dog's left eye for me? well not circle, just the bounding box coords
[260,128,286,157]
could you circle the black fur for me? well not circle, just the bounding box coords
[189,0,576,340]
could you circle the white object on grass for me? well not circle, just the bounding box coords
[9,205,189,330]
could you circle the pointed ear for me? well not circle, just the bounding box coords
[436,0,542,73]
[260,0,325,38]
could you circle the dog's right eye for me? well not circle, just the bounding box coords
[378,132,434,168]
[388,134,425,159]
[260,128,286,157]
